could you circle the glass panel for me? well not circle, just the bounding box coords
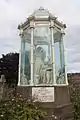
[60,40,66,84]
[33,27,52,85]
[54,35,66,84]
[20,29,31,85]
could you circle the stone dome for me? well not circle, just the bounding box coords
[18,7,66,29]
[28,7,56,20]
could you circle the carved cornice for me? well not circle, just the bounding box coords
[18,7,66,30]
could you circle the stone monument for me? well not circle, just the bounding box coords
[0,75,7,99]
[17,7,71,119]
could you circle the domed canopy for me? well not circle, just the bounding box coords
[18,7,68,87]
[18,7,66,30]
[28,7,56,20]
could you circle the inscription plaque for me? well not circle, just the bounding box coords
[32,87,54,102]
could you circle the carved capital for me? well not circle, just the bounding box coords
[30,21,35,28]
[19,28,24,37]
[61,28,65,35]
[50,20,54,28]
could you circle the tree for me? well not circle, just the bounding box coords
[0,53,19,86]
[69,74,80,120]
[0,53,46,120]
[70,84,80,120]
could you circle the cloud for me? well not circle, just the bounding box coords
[0,0,80,72]
[65,25,80,72]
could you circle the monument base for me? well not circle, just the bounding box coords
[17,85,72,119]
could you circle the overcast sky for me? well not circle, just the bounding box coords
[0,0,80,73]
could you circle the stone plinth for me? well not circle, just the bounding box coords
[16,86,32,99]
[17,85,72,119]
[54,86,70,106]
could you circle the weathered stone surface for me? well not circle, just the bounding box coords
[54,86,70,105]
[0,75,7,99]
[32,87,54,102]
[16,86,32,99]
[0,75,6,83]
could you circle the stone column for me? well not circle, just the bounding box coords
[50,21,56,84]
[30,21,34,86]
[18,29,25,85]
[59,38,63,69]
[61,29,68,85]
[22,39,26,85]
[18,41,21,86]
[18,30,22,86]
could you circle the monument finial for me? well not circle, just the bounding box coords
[39,6,44,10]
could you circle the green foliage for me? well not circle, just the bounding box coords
[0,94,46,120]
[70,85,80,120]
[0,53,19,86]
